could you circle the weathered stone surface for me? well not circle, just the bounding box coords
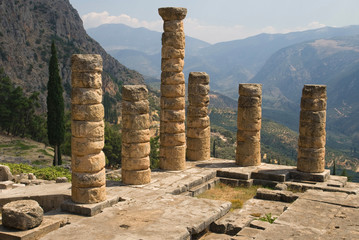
[2,200,43,230]
[187,137,211,150]
[161,109,186,122]
[163,20,184,32]
[72,185,106,204]
[238,96,262,107]
[298,147,325,159]
[187,106,208,118]
[187,116,210,128]
[299,121,326,137]
[302,84,327,99]
[72,168,106,188]
[236,130,260,142]
[297,156,325,173]
[122,85,148,102]
[237,106,262,121]
[236,142,261,167]
[122,129,151,143]
[238,83,262,97]
[160,121,185,134]
[122,100,149,115]
[122,169,151,185]
[298,135,326,148]
[188,84,210,95]
[160,133,186,146]
[161,97,185,110]
[187,126,211,139]
[122,156,150,171]
[189,72,210,84]
[158,7,187,21]
[255,188,299,202]
[71,137,104,155]
[300,110,326,123]
[162,46,185,59]
[72,104,104,121]
[56,177,68,183]
[72,151,106,173]
[301,97,327,111]
[71,88,102,105]
[71,54,103,72]
[159,156,186,170]
[71,72,102,89]
[161,58,184,72]
[122,142,150,158]
[237,119,261,131]
[0,165,13,181]
[161,72,185,85]
[0,180,14,189]
[122,114,150,130]
[188,94,210,107]
[187,148,210,161]
[162,32,185,49]
[160,145,186,159]
[161,83,185,97]
[71,120,104,138]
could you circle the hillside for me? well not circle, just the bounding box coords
[0,0,144,111]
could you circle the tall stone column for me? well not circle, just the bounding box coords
[121,85,151,185]
[236,84,262,166]
[71,54,106,204]
[297,85,327,173]
[158,7,187,170]
[187,72,210,161]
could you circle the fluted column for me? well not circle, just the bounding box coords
[297,85,327,173]
[236,84,262,166]
[158,7,187,170]
[187,72,210,161]
[121,85,151,184]
[71,54,106,204]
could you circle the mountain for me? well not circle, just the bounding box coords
[0,0,144,111]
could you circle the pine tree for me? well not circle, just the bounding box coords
[47,41,64,166]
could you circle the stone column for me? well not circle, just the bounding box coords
[236,84,262,166]
[158,7,187,170]
[71,54,106,204]
[121,85,151,185]
[297,85,327,173]
[187,72,210,161]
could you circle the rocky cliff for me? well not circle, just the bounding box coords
[0,0,144,111]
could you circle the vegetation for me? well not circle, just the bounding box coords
[258,213,277,224]
[47,41,65,166]
[103,123,122,167]
[150,136,160,169]
[197,183,259,211]
[2,163,71,181]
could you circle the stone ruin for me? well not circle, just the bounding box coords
[66,7,330,205]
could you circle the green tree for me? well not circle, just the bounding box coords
[47,41,65,166]
[103,123,122,167]
[150,136,160,169]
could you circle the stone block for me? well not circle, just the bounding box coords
[159,156,186,170]
[71,54,103,72]
[71,137,104,155]
[161,83,185,98]
[0,180,14,189]
[122,114,150,130]
[187,106,208,118]
[237,130,260,142]
[249,220,271,230]
[298,135,326,148]
[238,83,262,97]
[160,133,186,146]
[187,126,210,139]
[122,129,151,143]
[160,121,185,134]
[71,71,102,89]
[158,7,187,21]
[122,142,150,158]
[300,110,326,123]
[237,106,262,121]
[301,97,327,111]
[160,145,186,159]
[71,120,104,138]
[216,170,250,180]
[122,100,149,115]
[56,177,68,183]
[122,85,148,101]
[302,84,327,99]
[290,169,330,182]
[297,156,325,173]
[299,121,326,137]
[162,32,185,49]
[188,83,210,95]
[0,165,13,181]
[162,46,185,59]
[72,104,104,121]
[2,200,43,230]
[72,185,106,204]
[187,137,211,150]
[186,148,210,161]
[161,58,184,72]
[122,169,151,185]
[71,88,102,105]
[161,96,185,110]
[161,72,185,85]
[236,148,261,167]
[238,96,262,108]
[72,169,106,188]
[163,20,184,32]
[189,72,210,84]
[188,94,210,107]
[298,147,325,159]
[72,151,106,173]
[122,156,150,171]
[161,109,185,122]
[187,116,210,128]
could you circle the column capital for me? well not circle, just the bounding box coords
[158,7,187,21]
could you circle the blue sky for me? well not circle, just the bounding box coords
[69,0,359,44]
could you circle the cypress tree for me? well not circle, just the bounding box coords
[212,140,216,158]
[47,41,64,166]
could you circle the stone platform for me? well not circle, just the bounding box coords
[0,158,358,239]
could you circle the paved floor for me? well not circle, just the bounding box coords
[0,158,358,240]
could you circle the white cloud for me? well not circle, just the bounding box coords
[82,12,327,44]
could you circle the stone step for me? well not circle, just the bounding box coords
[251,169,291,182]
[219,177,253,188]
[217,170,250,180]
[171,170,217,195]
[188,178,219,197]
[255,188,300,203]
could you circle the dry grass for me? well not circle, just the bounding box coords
[196,183,259,210]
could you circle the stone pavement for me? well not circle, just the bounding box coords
[0,158,358,239]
